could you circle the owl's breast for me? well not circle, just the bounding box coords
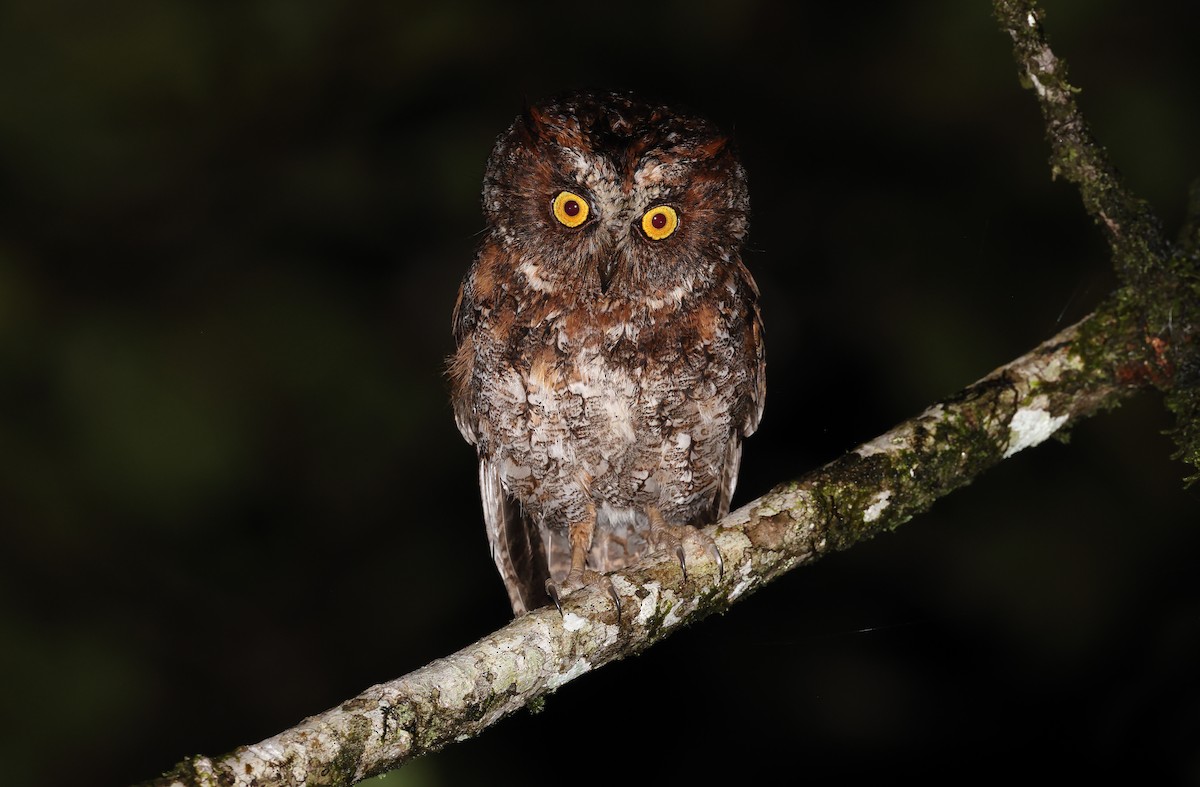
[471,287,751,527]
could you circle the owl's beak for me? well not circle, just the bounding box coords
[599,256,619,294]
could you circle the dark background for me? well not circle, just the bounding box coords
[2,1,1198,785]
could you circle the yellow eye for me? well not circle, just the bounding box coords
[641,205,678,240]
[552,191,589,227]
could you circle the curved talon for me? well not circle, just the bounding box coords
[702,538,724,581]
[545,579,563,616]
[675,545,688,581]
[604,576,622,616]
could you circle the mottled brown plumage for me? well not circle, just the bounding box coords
[451,90,764,615]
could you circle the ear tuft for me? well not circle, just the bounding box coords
[516,102,552,144]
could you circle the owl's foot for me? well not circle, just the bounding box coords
[545,571,621,616]
[647,508,724,583]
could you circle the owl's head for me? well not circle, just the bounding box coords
[482,90,749,296]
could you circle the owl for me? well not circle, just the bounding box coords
[451,90,764,616]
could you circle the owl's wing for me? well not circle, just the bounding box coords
[454,278,549,614]
[714,303,766,520]
[712,433,744,521]
[741,284,767,438]
[449,286,479,446]
[480,457,550,616]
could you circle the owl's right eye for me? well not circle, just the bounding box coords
[552,191,590,228]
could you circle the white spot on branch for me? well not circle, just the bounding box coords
[662,591,683,628]
[856,431,905,458]
[1004,397,1068,457]
[728,560,754,601]
[561,612,588,632]
[863,490,891,522]
[1029,71,1048,98]
[547,658,592,689]
[635,581,660,625]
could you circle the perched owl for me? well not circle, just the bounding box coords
[451,90,764,616]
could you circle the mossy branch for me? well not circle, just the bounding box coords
[139,4,1200,786]
[995,0,1200,481]
[1164,179,1200,482]
[142,310,1145,787]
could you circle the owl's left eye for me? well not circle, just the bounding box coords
[641,205,679,240]
[552,191,590,228]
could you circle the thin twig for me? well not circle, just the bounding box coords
[993,0,1169,281]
